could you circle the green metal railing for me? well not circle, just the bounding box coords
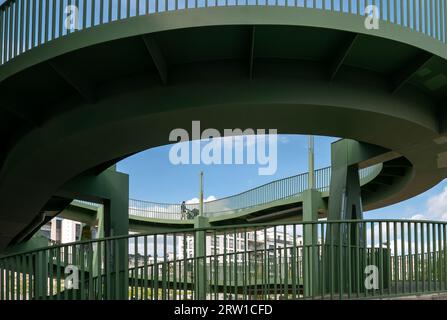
[128,164,381,220]
[129,199,198,220]
[0,0,446,65]
[1,219,446,300]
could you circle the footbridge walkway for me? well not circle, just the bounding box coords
[66,164,382,231]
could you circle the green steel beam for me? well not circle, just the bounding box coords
[329,33,358,81]
[142,34,168,85]
[47,59,96,103]
[391,52,434,93]
[249,26,256,80]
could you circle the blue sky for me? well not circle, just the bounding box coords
[118,135,336,203]
[117,134,447,221]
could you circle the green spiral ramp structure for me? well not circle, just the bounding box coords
[1,0,447,300]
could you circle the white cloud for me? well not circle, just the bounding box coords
[410,214,426,220]
[424,186,447,220]
[186,195,217,204]
[408,187,447,221]
[278,135,291,144]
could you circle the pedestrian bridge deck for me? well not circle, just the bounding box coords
[66,164,382,229]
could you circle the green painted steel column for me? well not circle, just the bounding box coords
[103,176,129,300]
[327,139,363,223]
[308,135,315,189]
[302,189,324,298]
[199,171,204,216]
[92,205,104,292]
[34,251,48,300]
[327,139,365,297]
[194,216,209,300]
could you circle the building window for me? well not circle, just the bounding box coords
[56,219,62,243]
[75,224,81,241]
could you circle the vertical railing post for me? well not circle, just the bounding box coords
[302,189,324,298]
[308,135,315,190]
[194,216,209,300]
[199,171,204,217]
[444,0,447,42]
[34,251,48,300]
[0,6,4,65]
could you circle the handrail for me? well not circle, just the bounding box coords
[127,163,382,220]
[1,219,447,300]
[4,217,447,257]
[0,0,446,66]
[71,164,381,220]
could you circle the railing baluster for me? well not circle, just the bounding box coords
[443,0,446,42]
[435,0,438,39]
[413,0,416,29]
[82,0,87,29]
[19,255,24,300]
[428,223,432,292]
[430,0,434,38]
[0,7,4,64]
[433,223,437,290]
[154,234,158,300]
[100,0,104,23]
[108,0,112,22]
[7,4,12,61]
[408,222,413,294]
[58,0,63,37]
[37,0,42,43]
[18,0,23,53]
[437,223,441,291]
[393,221,398,295]
[91,0,95,26]
[47,248,52,299]
[328,222,334,299]
[13,0,17,57]
[419,0,423,32]
[400,0,404,26]
[421,222,426,292]
[443,223,447,291]
[25,0,29,49]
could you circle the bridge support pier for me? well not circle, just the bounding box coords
[102,177,129,300]
[57,168,129,299]
[302,189,324,298]
[194,216,210,300]
[328,139,363,222]
[326,139,364,296]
